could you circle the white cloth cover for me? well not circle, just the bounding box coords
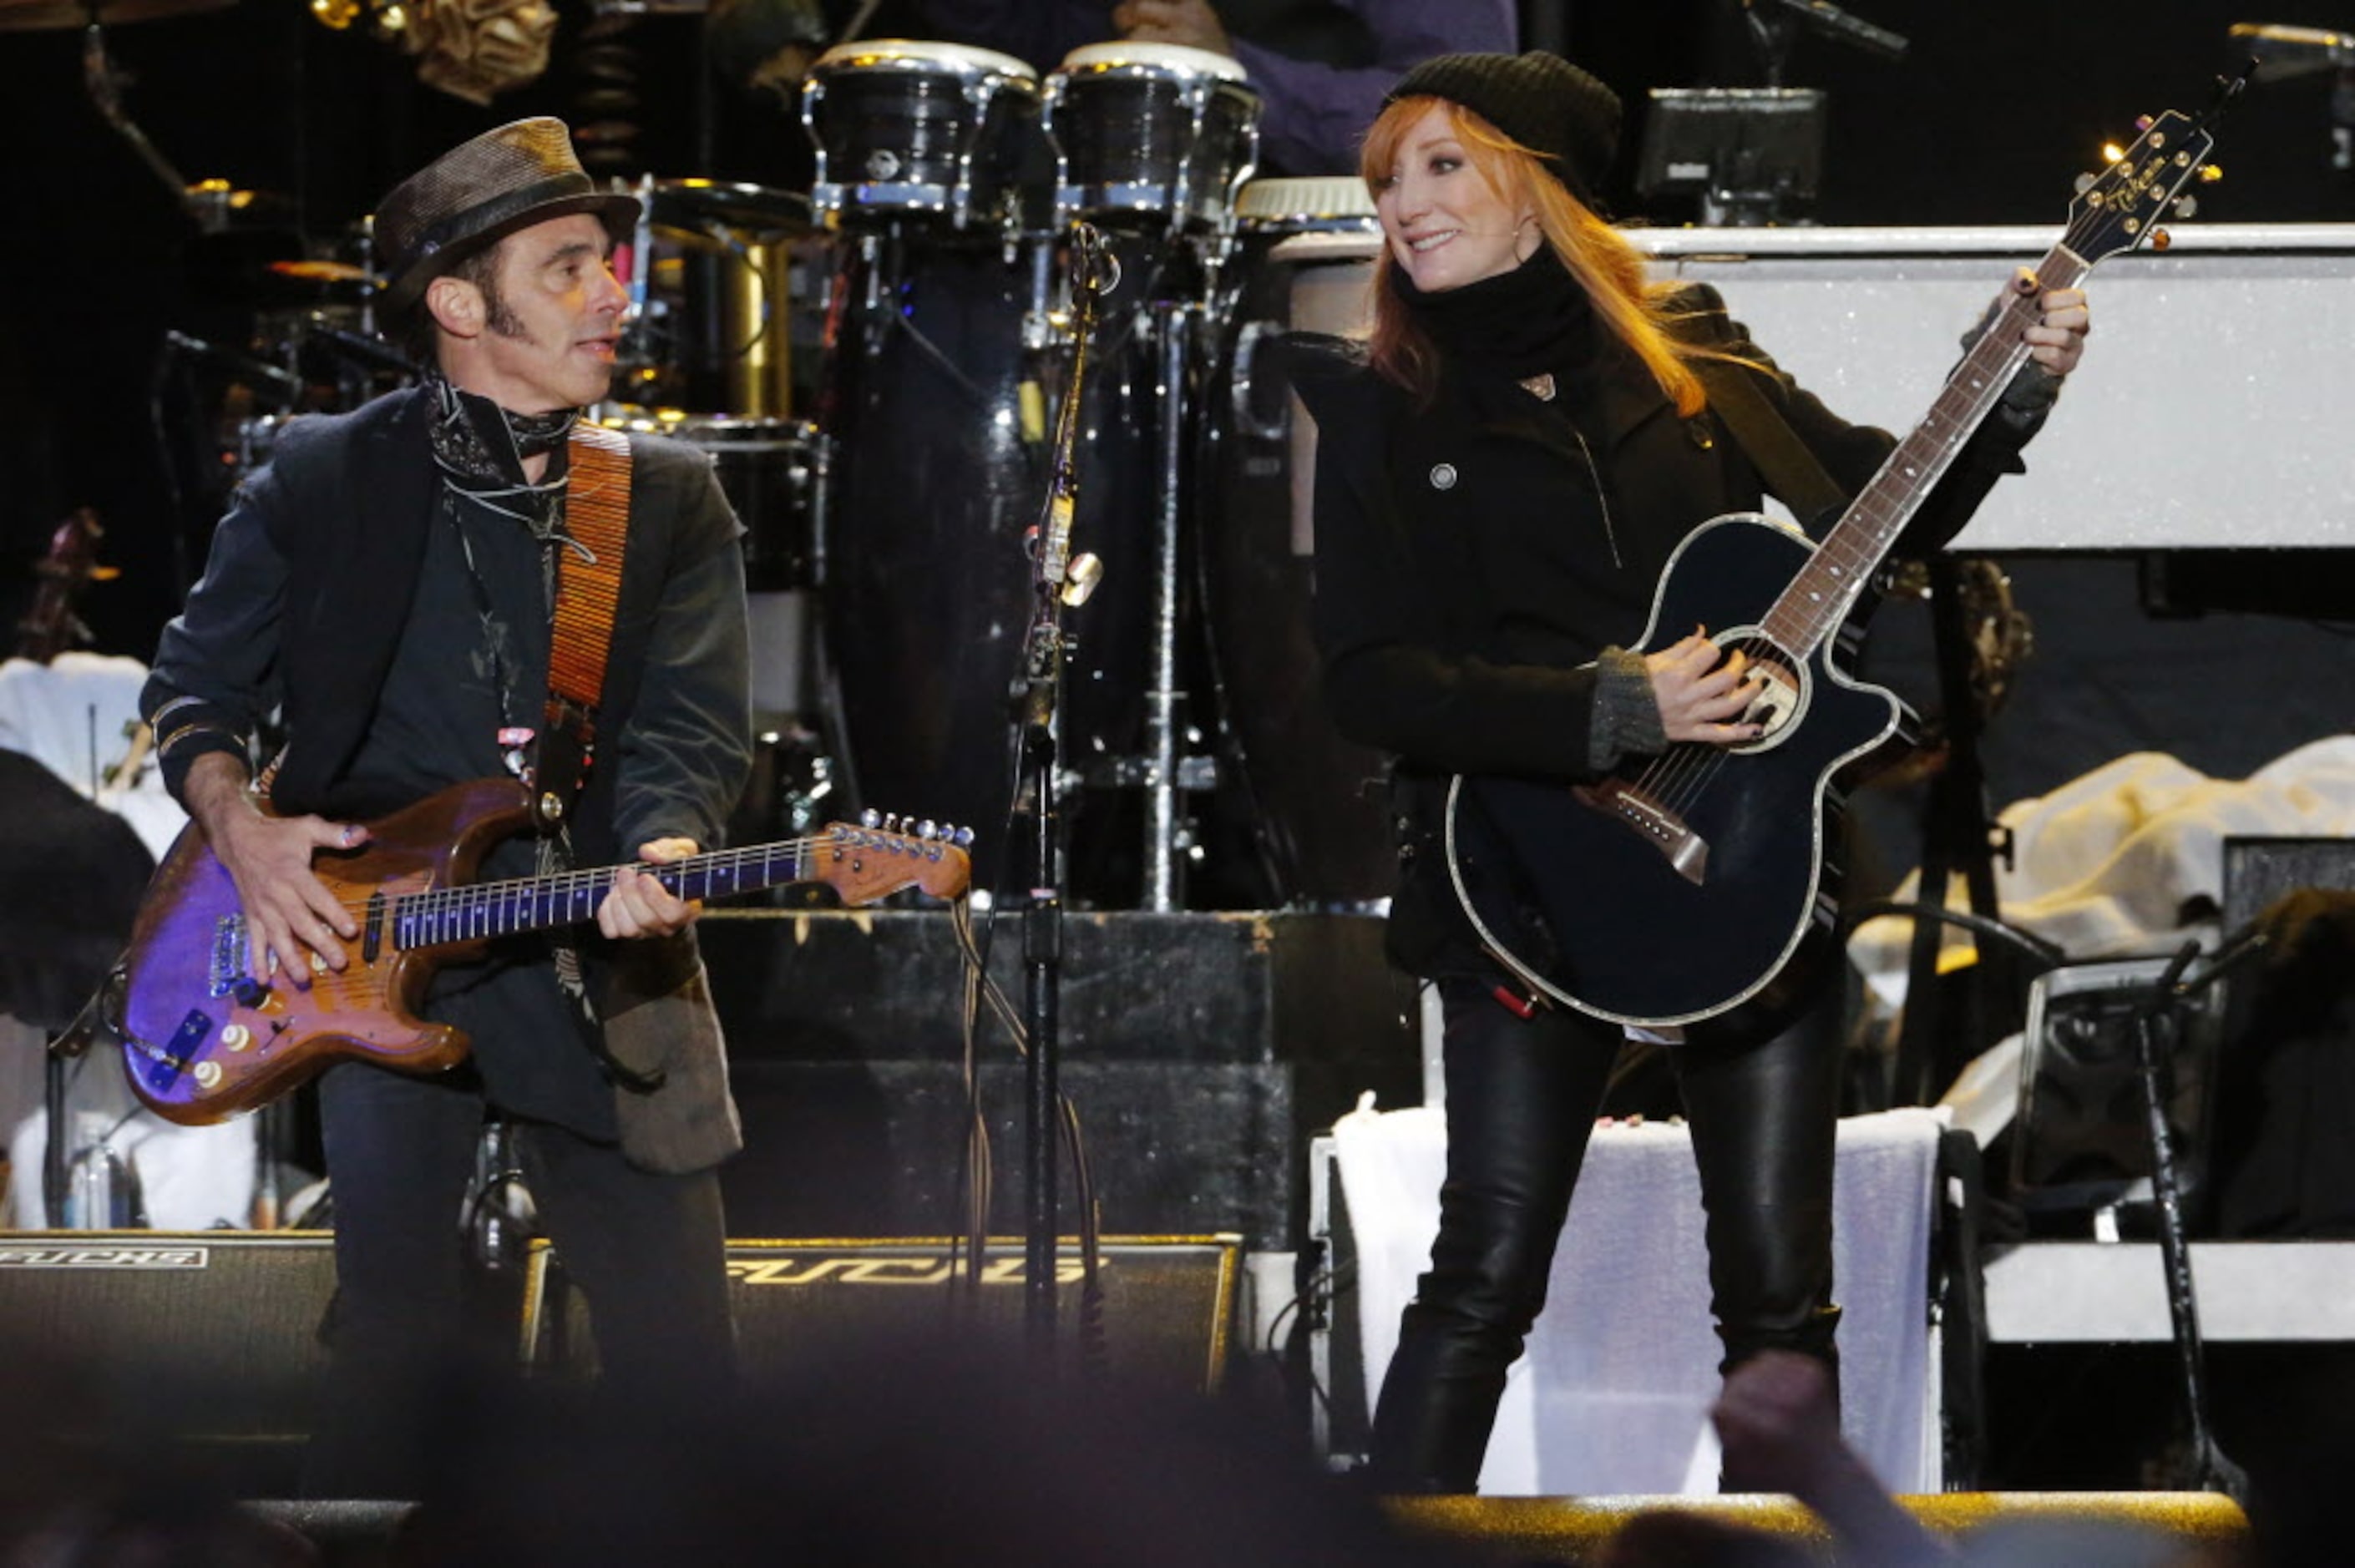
[0,651,187,860]
[1851,736,2355,1003]
[1334,1103,1946,1495]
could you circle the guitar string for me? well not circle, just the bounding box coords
[1628,273,2055,820]
[301,834,836,923]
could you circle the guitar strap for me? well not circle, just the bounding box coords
[1694,358,1852,535]
[535,422,668,1093]
[529,421,632,832]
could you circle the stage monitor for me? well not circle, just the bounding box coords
[1635,88,1827,225]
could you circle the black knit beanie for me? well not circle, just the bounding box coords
[1384,50,1623,206]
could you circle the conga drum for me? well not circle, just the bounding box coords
[1043,41,1261,239]
[802,38,1051,234]
[1199,177,1395,908]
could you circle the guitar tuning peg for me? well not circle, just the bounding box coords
[918,819,938,841]
[883,812,900,832]
[2200,164,2223,184]
[859,807,881,828]
[2074,171,2097,195]
[2171,195,2199,220]
[953,826,975,849]
[2150,227,2173,252]
[2135,114,2154,131]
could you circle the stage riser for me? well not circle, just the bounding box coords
[722,1059,1391,1250]
[700,908,1419,1065]
[704,909,1422,1252]
[1385,1492,2248,1564]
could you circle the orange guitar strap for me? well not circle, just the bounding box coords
[529,421,632,832]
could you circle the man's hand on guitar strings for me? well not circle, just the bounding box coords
[215,802,369,984]
[599,837,701,940]
[1646,629,1768,747]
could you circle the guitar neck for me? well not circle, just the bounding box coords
[391,839,813,949]
[1765,242,2090,655]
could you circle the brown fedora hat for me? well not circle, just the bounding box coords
[374,117,639,315]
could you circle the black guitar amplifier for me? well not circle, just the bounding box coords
[0,1231,339,1494]
[524,1235,1242,1394]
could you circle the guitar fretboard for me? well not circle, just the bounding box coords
[390,840,813,950]
[1762,245,2091,657]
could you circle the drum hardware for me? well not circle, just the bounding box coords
[1193,178,1395,908]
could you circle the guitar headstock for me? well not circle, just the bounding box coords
[15,508,119,664]
[813,814,974,905]
[2064,107,2221,266]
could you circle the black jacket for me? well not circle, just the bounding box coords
[1294,282,2042,974]
[144,385,752,869]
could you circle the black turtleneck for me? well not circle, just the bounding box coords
[1389,245,1600,386]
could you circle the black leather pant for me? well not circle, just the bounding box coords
[1367,979,1843,1494]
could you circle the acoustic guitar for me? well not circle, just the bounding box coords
[1446,95,2231,1031]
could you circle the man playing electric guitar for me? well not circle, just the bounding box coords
[140,119,753,1497]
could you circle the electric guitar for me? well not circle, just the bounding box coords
[1446,94,2232,1032]
[115,776,971,1124]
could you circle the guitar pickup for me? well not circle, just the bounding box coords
[1575,778,1710,886]
[146,1009,214,1094]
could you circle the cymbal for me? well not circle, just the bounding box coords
[185,179,297,231]
[267,258,376,286]
[0,0,233,29]
[648,180,813,240]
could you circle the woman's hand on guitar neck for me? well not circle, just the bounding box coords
[599,837,701,940]
[1647,630,1766,747]
[184,751,369,984]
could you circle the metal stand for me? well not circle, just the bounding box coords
[2128,936,2263,1499]
[1016,226,1113,1349]
[1893,559,2025,1105]
[1141,299,1191,913]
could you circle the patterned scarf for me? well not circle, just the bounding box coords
[423,368,580,546]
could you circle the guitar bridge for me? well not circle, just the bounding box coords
[1573,778,1710,885]
[207,914,250,999]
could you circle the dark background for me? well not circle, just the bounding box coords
[2,0,2347,816]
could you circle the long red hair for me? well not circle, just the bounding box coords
[1360,97,1712,415]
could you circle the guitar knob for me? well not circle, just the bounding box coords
[230,976,271,1008]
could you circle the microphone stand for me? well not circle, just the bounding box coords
[1742,0,1908,85]
[2128,932,2268,1500]
[1015,224,1112,1351]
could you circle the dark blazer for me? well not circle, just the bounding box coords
[142,384,754,1170]
[144,385,750,867]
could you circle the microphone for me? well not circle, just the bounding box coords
[2229,20,2355,80]
[306,325,419,378]
[162,329,303,393]
[1762,0,1908,62]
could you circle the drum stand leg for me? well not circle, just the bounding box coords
[1142,299,1193,913]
